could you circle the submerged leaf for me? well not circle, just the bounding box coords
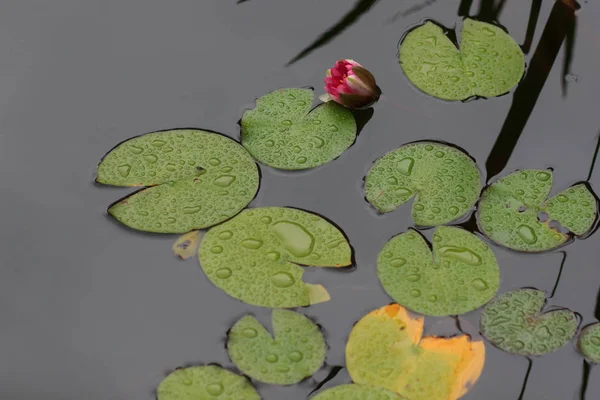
[198,207,352,308]
[98,129,259,233]
[227,309,326,385]
[173,231,203,259]
[477,169,597,252]
[346,304,485,400]
[481,288,578,356]
[578,323,600,363]
[241,88,357,170]
[156,365,260,400]
[365,142,481,226]
[399,19,524,100]
[311,384,403,399]
[378,226,499,316]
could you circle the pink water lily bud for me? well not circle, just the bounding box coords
[321,59,381,109]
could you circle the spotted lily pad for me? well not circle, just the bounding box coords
[156,365,260,400]
[198,207,352,308]
[399,19,524,100]
[365,142,481,226]
[477,169,597,252]
[97,129,260,233]
[311,384,403,400]
[227,309,326,385]
[480,288,578,356]
[378,226,499,316]
[346,304,485,400]
[578,323,600,363]
[241,88,357,170]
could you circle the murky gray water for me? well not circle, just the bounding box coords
[1,1,599,399]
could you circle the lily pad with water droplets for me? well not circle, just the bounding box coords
[378,226,499,316]
[227,309,326,385]
[97,129,260,233]
[480,288,578,356]
[346,304,485,400]
[241,88,357,170]
[156,365,260,400]
[399,19,524,100]
[365,142,481,226]
[311,384,403,400]
[477,169,597,252]
[578,323,600,363]
[198,207,352,308]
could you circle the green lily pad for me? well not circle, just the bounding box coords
[480,288,579,356]
[399,19,525,100]
[156,365,260,400]
[241,88,357,170]
[578,323,600,363]
[378,226,499,316]
[364,142,481,226]
[477,169,597,252]
[198,207,352,308]
[311,384,403,400]
[97,129,260,233]
[227,309,326,385]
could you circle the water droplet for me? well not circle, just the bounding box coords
[118,164,131,177]
[312,119,321,125]
[414,204,425,211]
[449,206,459,215]
[129,145,144,154]
[432,207,441,214]
[327,238,346,248]
[215,268,231,279]
[242,328,258,338]
[591,337,600,346]
[183,379,192,386]
[512,341,525,350]
[482,216,492,222]
[241,239,264,250]
[398,157,415,176]
[211,246,224,254]
[471,278,488,291]
[428,295,437,302]
[425,145,433,151]
[312,137,325,148]
[535,326,551,339]
[206,383,224,396]
[293,146,302,154]
[166,163,177,171]
[137,210,149,216]
[329,125,339,132]
[183,206,201,214]
[143,154,158,164]
[438,246,482,266]
[166,217,176,224]
[267,251,281,261]
[282,120,293,126]
[435,151,445,158]
[152,139,166,147]
[536,171,551,181]
[557,195,569,203]
[517,224,537,244]
[272,272,295,288]
[387,177,398,185]
[265,140,275,147]
[390,258,406,267]
[260,216,272,224]
[219,231,233,240]
[410,289,421,297]
[456,196,467,203]
[288,351,303,362]
[271,221,314,257]
[395,187,412,196]
[266,354,279,363]
[406,274,421,282]
[516,189,525,196]
[213,175,236,187]
[208,158,221,166]
[296,156,308,164]
[490,316,511,327]
[450,76,460,82]
[276,365,290,373]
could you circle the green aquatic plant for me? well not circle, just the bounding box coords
[578,323,600,363]
[311,384,403,399]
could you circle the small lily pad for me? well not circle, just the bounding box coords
[480,288,578,356]
[156,365,260,400]
[227,309,326,385]
[399,19,524,100]
[97,129,260,233]
[311,384,403,400]
[241,88,357,170]
[346,304,485,400]
[578,323,600,363]
[198,207,352,308]
[365,142,481,226]
[477,169,597,252]
[378,226,499,316]
[173,231,203,259]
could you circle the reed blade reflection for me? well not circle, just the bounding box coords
[518,358,534,400]
[586,133,600,182]
[580,360,591,400]
[522,0,543,54]
[308,366,344,396]
[287,0,380,65]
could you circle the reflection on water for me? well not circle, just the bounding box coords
[517,358,534,400]
[580,360,591,400]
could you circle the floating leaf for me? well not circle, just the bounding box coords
[578,323,600,363]
[477,169,597,252]
[97,129,260,233]
[480,288,578,356]
[227,309,326,385]
[311,384,403,400]
[156,365,260,400]
[346,304,485,400]
[365,142,481,226]
[173,231,203,259]
[198,207,352,308]
[399,19,524,100]
[241,88,357,170]
[378,226,499,316]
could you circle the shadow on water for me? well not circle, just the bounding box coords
[550,251,567,298]
[580,360,591,400]
[517,358,534,400]
[308,365,344,396]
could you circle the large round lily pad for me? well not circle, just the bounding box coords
[97,129,260,233]
[198,207,352,308]
[227,309,326,385]
[399,19,524,100]
[578,323,600,363]
[480,288,578,356]
[378,226,499,316]
[156,365,260,400]
[241,88,357,170]
[477,169,597,252]
[346,304,485,400]
[365,141,481,226]
[311,384,403,400]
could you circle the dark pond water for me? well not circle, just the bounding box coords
[1,0,600,399]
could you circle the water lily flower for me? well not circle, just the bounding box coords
[320,59,381,109]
